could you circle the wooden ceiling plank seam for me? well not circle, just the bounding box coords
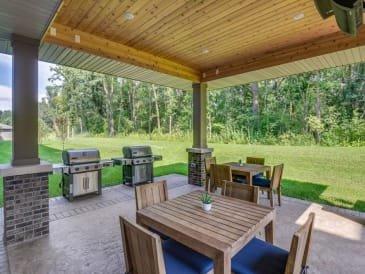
[77,0,119,31]
[94,0,152,40]
[165,19,335,68]
[148,1,312,56]
[122,0,187,46]
[56,0,77,23]
[83,0,122,33]
[109,0,171,44]
[176,17,335,68]
[128,0,227,47]
[108,0,160,41]
[141,0,298,53]
[90,0,143,35]
[61,0,93,28]
[132,0,256,49]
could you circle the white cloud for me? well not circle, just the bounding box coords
[0,85,11,110]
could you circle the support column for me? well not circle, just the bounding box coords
[0,34,52,245]
[192,82,208,148]
[11,34,40,166]
[187,83,213,186]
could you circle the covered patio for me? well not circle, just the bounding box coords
[1,174,364,274]
[1,0,365,273]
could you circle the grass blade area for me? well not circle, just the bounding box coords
[0,138,364,212]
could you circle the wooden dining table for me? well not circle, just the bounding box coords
[137,190,276,274]
[225,162,272,185]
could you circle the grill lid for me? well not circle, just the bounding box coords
[122,145,152,158]
[62,149,101,165]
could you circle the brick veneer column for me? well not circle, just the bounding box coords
[3,172,50,245]
[187,148,213,186]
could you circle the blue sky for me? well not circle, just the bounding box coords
[0,53,55,110]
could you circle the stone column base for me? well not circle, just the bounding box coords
[186,148,214,186]
[0,163,52,245]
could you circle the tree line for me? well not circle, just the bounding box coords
[1,63,364,146]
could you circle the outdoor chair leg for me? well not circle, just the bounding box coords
[269,190,274,207]
[267,191,270,199]
[278,187,282,206]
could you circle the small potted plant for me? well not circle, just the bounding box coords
[200,192,213,212]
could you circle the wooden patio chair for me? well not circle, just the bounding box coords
[246,157,265,165]
[135,180,168,210]
[252,164,284,207]
[135,180,169,239]
[231,213,315,274]
[204,156,216,192]
[210,163,232,193]
[222,181,260,204]
[120,216,213,274]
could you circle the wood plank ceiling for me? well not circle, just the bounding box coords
[43,0,365,88]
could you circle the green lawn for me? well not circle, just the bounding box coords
[1,137,364,212]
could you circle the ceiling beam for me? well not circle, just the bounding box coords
[43,23,201,82]
[203,27,365,82]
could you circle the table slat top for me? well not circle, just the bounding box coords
[137,190,275,252]
[225,162,271,173]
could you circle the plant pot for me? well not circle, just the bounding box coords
[202,202,212,212]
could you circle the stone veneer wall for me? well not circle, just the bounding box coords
[3,172,49,245]
[187,151,212,186]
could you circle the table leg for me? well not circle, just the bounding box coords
[247,174,252,186]
[266,169,271,179]
[214,251,231,274]
[265,220,275,244]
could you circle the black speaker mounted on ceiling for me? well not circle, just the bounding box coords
[314,0,364,36]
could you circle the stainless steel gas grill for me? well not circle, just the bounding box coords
[61,149,112,200]
[112,145,162,186]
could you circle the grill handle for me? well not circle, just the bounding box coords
[82,177,90,190]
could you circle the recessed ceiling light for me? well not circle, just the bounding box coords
[293,12,305,21]
[123,11,135,21]
[202,48,209,54]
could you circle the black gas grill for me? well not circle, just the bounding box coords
[61,149,112,200]
[112,145,162,186]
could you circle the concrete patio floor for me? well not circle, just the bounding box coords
[1,174,364,274]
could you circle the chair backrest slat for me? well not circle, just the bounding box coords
[223,181,259,204]
[285,213,315,274]
[120,217,166,274]
[271,164,284,190]
[205,157,217,191]
[246,157,265,165]
[135,180,168,210]
[210,164,232,192]
[205,156,216,176]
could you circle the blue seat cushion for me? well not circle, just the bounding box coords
[252,177,271,188]
[149,227,170,240]
[164,250,201,274]
[163,239,214,274]
[234,175,247,184]
[232,237,289,274]
[253,173,264,179]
